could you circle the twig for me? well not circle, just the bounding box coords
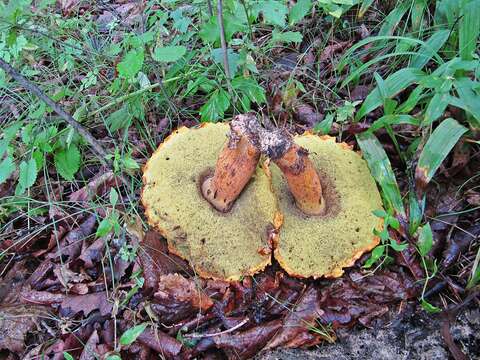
[207,0,213,16]
[0,58,109,164]
[183,318,249,339]
[216,0,231,81]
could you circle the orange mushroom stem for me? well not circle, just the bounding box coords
[259,129,325,216]
[201,114,262,212]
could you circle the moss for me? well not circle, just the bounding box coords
[142,124,277,281]
[271,134,383,279]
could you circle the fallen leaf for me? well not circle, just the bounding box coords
[293,103,323,128]
[0,305,44,352]
[60,292,112,316]
[442,224,480,268]
[136,328,183,358]
[79,329,99,360]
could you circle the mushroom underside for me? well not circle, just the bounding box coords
[141,124,276,281]
[142,124,383,281]
[272,134,383,279]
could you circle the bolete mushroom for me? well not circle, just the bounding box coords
[141,115,278,281]
[269,132,383,278]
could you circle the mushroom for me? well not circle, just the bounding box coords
[141,115,278,281]
[268,132,383,278]
[142,114,383,281]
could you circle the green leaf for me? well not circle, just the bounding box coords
[15,158,37,195]
[356,132,405,217]
[389,238,409,252]
[363,245,385,268]
[96,217,113,237]
[378,2,409,36]
[231,77,266,104]
[120,323,147,346]
[410,30,449,69]
[117,49,144,79]
[152,46,187,63]
[106,106,133,132]
[0,155,15,184]
[199,13,247,45]
[253,0,288,27]
[417,223,433,257]
[199,89,231,122]
[271,30,303,44]
[289,0,312,25]
[54,144,81,181]
[452,78,480,127]
[105,355,122,360]
[421,299,441,313]
[358,0,375,18]
[423,92,450,126]
[3,121,22,142]
[123,156,140,170]
[369,115,420,133]
[63,352,74,360]
[416,118,468,187]
[408,190,423,236]
[356,68,425,120]
[211,48,240,78]
[313,113,334,135]
[459,0,480,60]
[110,188,118,206]
[467,247,480,289]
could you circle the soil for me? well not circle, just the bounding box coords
[260,306,480,360]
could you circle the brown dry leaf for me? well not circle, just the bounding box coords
[60,292,112,316]
[20,287,65,305]
[79,329,99,360]
[79,237,106,268]
[137,328,183,359]
[465,189,480,206]
[265,286,325,350]
[58,0,81,16]
[69,171,116,203]
[212,320,282,360]
[319,41,352,62]
[0,305,44,352]
[293,103,323,128]
[442,224,480,268]
[138,231,190,292]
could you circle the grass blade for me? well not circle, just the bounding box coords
[358,0,375,18]
[356,132,406,217]
[415,118,468,193]
[459,0,480,60]
[410,29,450,69]
[378,2,409,36]
[356,68,425,120]
[369,114,420,132]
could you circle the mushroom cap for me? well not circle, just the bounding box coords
[271,134,383,279]
[142,123,278,281]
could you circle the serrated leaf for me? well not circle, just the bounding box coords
[356,132,405,217]
[106,106,132,132]
[117,49,144,79]
[231,77,266,104]
[0,155,15,184]
[271,30,303,44]
[199,89,231,122]
[54,144,81,181]
[120,323,147,346]
[199,13,247,45]
[211,48,240,78]
[289,0,312,25]
[415,118,467,190]
[417,223,433,257]
[15,158,37,195]
[153,46,187,63]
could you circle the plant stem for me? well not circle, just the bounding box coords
[88,76,181,117]
[0,58,109,165]
[217,0,233,95]
[207,0,213,16]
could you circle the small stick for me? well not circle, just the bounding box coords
[183,318,249,338]
[0,58,108,165]
[217,0,231,81]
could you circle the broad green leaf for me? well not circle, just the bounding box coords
[423,92,450,126]
[199,13,247,45]
[289,0,312,25]
[109,188,118,206]
[211,48,240,78]
[459,0,480,60]
[416,118,467,187]
[378,2,409,36]
[253,0,288,27]
[117,49,144,79]
[408,190,423,236]
[417,223,433,257]
[389,239,409,252]
[120,323,147,346]
[421,299,441,313]
[15,158,37,195]
[123,156,140,170]
[410,29,449,69]
[363,245,385,268]
[199,89,231,122]
[271,30,303,44]
[356,68,425,120]
[106,106,132,132]
[96,217,113,237]
[231,77,266,104]
[313,113,334,135]
[411,0,427,31]
[369,115,420,133]
[452,78,480,127]
[54,144,81,181]
[153,46,187,63]
[0,155,15,184]
[356,132,405,217]
[3,121,22,142]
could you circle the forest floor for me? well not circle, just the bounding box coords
[0,0,479,359]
